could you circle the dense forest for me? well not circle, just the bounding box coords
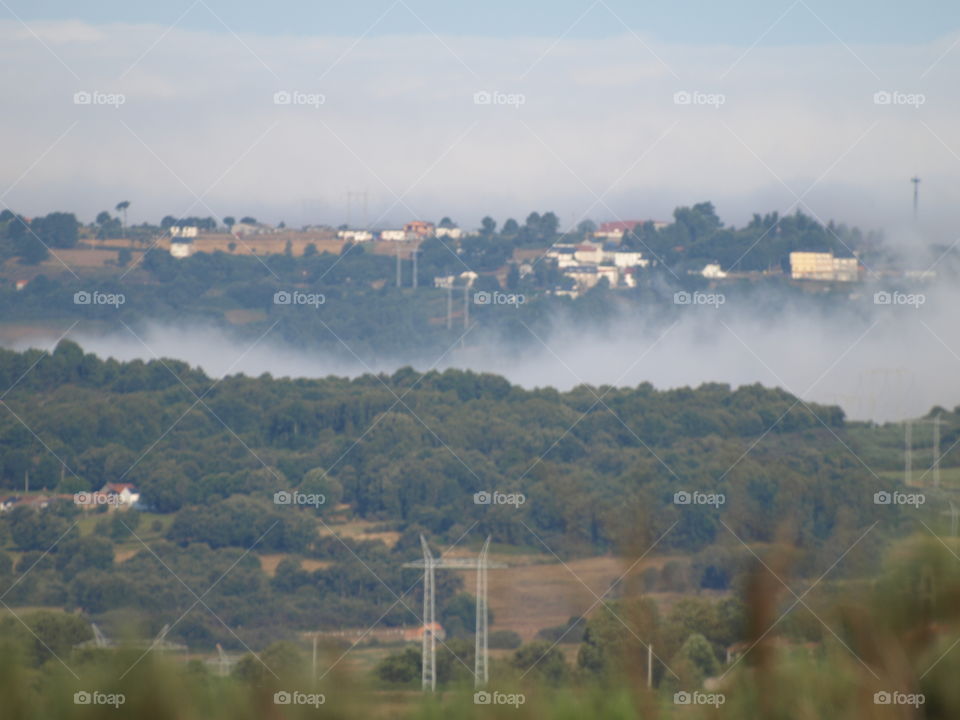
[0,342,944,650]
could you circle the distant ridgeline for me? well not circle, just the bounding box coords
[0,204,888,360]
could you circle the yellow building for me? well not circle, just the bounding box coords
[789,251,859,282]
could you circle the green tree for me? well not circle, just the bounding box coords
[115,201,130,231]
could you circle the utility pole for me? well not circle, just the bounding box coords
[312,634,318,686]
[911,177,921,221]
[396,242,402,288]
[446,285,453,329]
[647,644,653,688]
[420,535,436,692]
[905,420,913,486]
[463,284,470,330]
[474,537,490,688]
[412,245,418,290]
[345,190,368,228]
[934,413,941,489]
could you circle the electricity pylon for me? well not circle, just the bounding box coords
[904,415,944,488]
[404,535,505,691]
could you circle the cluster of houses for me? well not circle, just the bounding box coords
[547,241,649,293]
[338,220,464,244]
[0,482,140,513]
[546,220,674,295]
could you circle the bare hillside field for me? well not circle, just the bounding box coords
[451,554,686,640]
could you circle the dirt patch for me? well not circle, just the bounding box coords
[450,554,684,641]
[317,520,401,549]
[258,554,332,577]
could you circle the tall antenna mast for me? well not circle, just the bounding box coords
[911,177,921,221]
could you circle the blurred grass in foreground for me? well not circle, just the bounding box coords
[2,534,960,719]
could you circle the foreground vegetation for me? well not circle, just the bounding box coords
[2,534,959,718]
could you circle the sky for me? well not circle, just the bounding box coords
[1,1,959,236]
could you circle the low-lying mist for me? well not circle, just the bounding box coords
[4,278,957,424]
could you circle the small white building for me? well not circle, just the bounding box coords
[337,229,374,242]
[170,241,194,259]
[435,227,464,239]
[574,243,605,265]
[702,263,727,279]
[380,229,410,241]
[611,250,647,268]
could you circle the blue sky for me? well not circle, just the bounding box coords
[7,0,960,45]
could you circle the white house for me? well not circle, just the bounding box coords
[337,229,374,242]
[169,241,194,259]
[702,263,727,279]
[100,482,141,508]
[435,227,464,239]
[611,250,647,268]
[379,229,410,241]
[574,243,605,265]
[170,225,198,238]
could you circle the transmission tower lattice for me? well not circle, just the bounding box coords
[403,535,505,691]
